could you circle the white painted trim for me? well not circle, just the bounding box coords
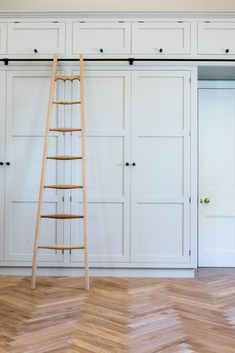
[198,80,235,89]
[190,67,198,268]
[0,266,195,277]
[0,11,235,19]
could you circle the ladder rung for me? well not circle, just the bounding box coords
[39,245,85,250]
[41,214,84,219]
[52,100,81,105]
[44,184,83,189]
[47,156,82,160]
[55,75,80,81]
[50,128,82,133]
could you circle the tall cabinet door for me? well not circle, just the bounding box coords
[131,70,191,265]
[0,71,6,261]
[5,70,65,263]
[70,70,131,263]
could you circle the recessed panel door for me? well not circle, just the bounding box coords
[5,70,65,262]
[131,70,191,265]
[199,82,235,266]
[69,70,131,263]
[0,71,6,261]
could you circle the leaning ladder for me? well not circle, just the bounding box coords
[31,54,89,290]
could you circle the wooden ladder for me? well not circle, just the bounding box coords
[31,54,89,290]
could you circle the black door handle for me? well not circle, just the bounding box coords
[125,162,130,166]
[99,48,104,53]
[0,162,3,165]
[34,48,38,53]
[6,162,10,166]
[132,162,136,166]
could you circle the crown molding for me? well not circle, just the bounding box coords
[0,11,235,19]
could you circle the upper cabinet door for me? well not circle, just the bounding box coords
[8,22,66,55]
[72,21,131,54]
[132,21,191,55]
[0,23,7,54]
[198,21,235,55]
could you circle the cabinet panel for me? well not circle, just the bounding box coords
[135,203,184,258]
[198,21,235,55]
[131,71,191,264]
[5,71,65,262]
[8,22,66,55]
[72,21,131,54]
[137,137,184,197]
[0,23,6,54]
[132,21,191,55]
[0,71,6,261]
[70,71,131,263]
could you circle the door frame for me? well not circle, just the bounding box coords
[197,79,235,267]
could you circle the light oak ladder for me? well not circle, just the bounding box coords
[31,54,89,290]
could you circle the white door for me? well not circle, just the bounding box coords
[199,81,235,266]
[5,70,65,263]
[198,21,235,55]
[131,70,191,265]
[0,23,6,54]
[72,21,131,55]
[69,70,131,264]
[132,21,191,55]
[0,71,6,261]
[8,22,66,55]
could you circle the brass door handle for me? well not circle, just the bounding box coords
[200,197,210,204]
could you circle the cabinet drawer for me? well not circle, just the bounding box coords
[132,21,191,55]
[8,22,66,55]
[198,21,235,55]
[72,21,131,54]
[0,23,6,54]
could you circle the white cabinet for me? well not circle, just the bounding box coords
[198,21,235,55]
[0,66,194,269]
[132,21,191,55]
[8,22,66,55]
[4,70,66,262]
[72,21,131,54]
[69,70,131,263]
[0,71,6,261]
[131,71,191,264]
[0,23,6,54]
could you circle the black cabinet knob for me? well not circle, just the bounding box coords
[132,162,136,166]
[125,162,130,166]
[159,48,163,53]
[0,162,3,165]
[225,48,230,53]
[6,162,10,166]
[99,48,104,53]
[34,48,38,53]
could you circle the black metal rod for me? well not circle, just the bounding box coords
[2,57,235,66]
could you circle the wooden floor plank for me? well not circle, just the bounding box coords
[0,270,234,352]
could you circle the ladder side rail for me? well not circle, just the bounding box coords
[31,54,59,289]
[80,54,89,290]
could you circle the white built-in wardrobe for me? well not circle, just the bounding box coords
[0,12,235,275]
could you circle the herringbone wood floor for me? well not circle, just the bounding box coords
[0,269,235,352]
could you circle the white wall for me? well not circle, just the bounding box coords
[0,0,235,12]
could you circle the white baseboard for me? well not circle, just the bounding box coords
[0,267,195,278]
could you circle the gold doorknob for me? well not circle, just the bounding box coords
[200,197,210,204]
